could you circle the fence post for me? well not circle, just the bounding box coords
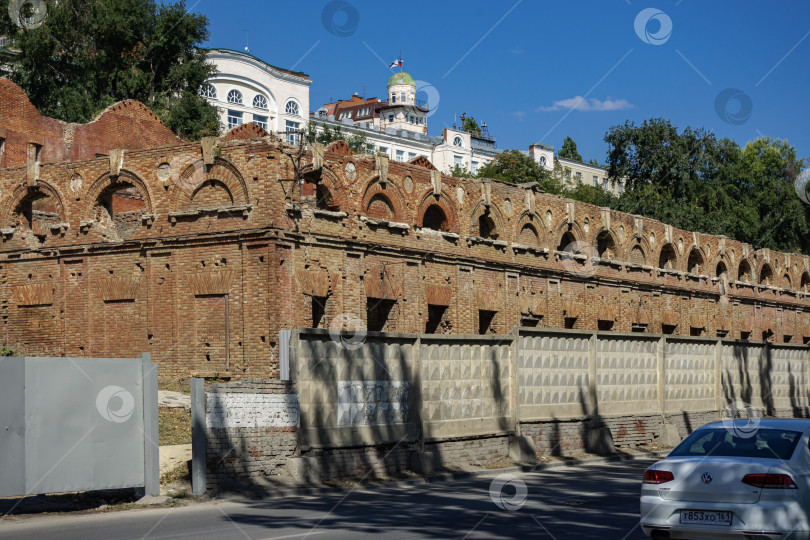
[588,332,597,416]
[658,336,666,417]
[510,327,520,436]
[714,339,723,413]
[191,377,206,496]
[141,353,160,496]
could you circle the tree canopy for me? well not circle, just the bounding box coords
[462,116,481,137]
[605,118,809,253]
[476,149,563,193]
[558,136,583,162]
[0,0,219,140]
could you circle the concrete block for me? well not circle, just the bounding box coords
[287,456,322,484]
[659,423,682,448]
[508,435,538,464]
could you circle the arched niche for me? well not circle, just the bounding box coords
[594,229,619,260]
[687,247,706,274]
[5,181,66,244]
[84,170,152,240]
[515,212,545,246]
[760,263,774,286]
[416,191,458,232]
[469,201,505,240]
[361,178,406,222]
[738,259,753,283]
[658,243,678,270]
[173,158,248,212]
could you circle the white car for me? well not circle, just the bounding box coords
[641,418,810,540]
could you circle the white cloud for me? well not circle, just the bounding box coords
[511,111,526,121]
[537,96,634,112]
[508,45,525,55]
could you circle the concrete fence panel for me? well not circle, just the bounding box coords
[721,342,767,409]
[516,329,591,421]
[664,337,716,413]
[768,344,810,413]
[596,334,660,416]
[419,335,513,441]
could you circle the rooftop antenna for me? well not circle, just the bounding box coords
[244,30,249,53]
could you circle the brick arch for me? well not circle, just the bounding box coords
[623,233,653,266]
[738,258,754,283]
[3,180,66,231]
[407,155,437,171]
[710,253,732,279]
[592,227,621,260]
[83,169,153,221]
[468,200,505,239]
[759,262,775,286]
[800,271,810,292]
[656,242,679,270]
[361,178,406,221]
[515,211,547,246]
[416,190,458,232]
[172,158,249,212]
[552,220,587,251]
[686,245,707,274]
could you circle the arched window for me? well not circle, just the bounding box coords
[658,244,677,270]
[253,94,268,109]
[738,260,752,282]
[285,100,300,116]
[539,155,547,166]
[227,89,243,105]
[716,261,728,280]
[198,83,217,99]
[453,136,463,148]
[557,231,576,252]
[801,272,810,292]
[760,264,774,286]
[687,248,704,274]
[596,231,616,259]
[422,205,448,231]
[478,211,498,239]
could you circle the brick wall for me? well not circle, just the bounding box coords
[0,78,182,169]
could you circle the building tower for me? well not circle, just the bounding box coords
[379,72,428,135]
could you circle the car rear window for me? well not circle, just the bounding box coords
[669,428,801,460]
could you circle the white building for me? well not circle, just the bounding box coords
[528,142,624,195]
[200,48,311,143]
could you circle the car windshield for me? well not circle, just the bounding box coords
[669,427,802,460]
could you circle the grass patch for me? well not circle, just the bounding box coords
[159,407,191,445]
[158,377,190,395]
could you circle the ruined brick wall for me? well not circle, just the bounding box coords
[0,78,182,169]
[0,128,807,377]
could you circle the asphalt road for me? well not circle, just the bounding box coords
[0,458,656,540]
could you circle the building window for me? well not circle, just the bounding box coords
[395,149,404,162]
[253,94,268,109]
[400,92,406,102]
[378,146,388,154]
[227,89,243,105]
[454,155,463,168]
[339,111,351,120]
[575,172,582,182]
[592,175,598,187]
[453,136,463,147]
[285,120,301,144]
[388,114,394,122]
[618,181,624,193]
[391,94,396,104]
[199,83,217,99]
[408,152,416,160]
[227,110,243,129]
[253,115,268,130]
[471,161,479,174]
[539,155,547,166]
[285,100,300,117]
[602,178,608,189]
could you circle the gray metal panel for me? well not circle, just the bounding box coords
[0,357,26,497]
[24,357,145,495]
[142,354,159,496]
[279,329,291,380]
[190,378,206,495]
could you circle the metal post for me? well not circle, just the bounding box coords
[141,353,160,496]
[191,377,207,495]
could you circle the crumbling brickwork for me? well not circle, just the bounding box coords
[0,87,808,378]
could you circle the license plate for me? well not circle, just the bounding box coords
[680,510,732,526]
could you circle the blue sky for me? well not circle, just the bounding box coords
[198,0,810,164]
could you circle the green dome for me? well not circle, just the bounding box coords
[387,72,415,86]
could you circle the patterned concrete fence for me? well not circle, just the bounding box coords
[199,328,810,487]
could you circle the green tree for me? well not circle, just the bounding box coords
[307,122,371,154]
[564,183,619,208]
[0,0,219,140]
[477,149,562,193]
[558,136,583,162]
[462,116,481,137]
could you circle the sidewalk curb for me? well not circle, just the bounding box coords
[211,450,669,502]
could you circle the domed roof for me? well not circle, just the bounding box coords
[387,72,415,87]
